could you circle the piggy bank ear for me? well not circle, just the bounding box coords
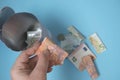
[0,7,15,39]
[1,12,41,51]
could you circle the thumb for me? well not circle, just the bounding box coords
[31,50,50,78]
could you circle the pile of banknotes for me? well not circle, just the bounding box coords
[35,37,68,66]
[58,26,106,80]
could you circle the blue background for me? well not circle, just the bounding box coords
[0,0,120,80]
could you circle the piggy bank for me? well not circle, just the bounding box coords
[0,7,51,51]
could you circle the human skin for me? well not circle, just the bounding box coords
[11,41,52,80]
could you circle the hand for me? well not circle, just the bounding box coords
[11,42,52,80]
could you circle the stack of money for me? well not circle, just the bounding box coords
[35,37,68,65]
[59,26,99,80]
[68,43,98,79]
[58,26,85,53]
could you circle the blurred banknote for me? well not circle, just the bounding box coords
[26,29,41,47]
[89,33,106,53]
